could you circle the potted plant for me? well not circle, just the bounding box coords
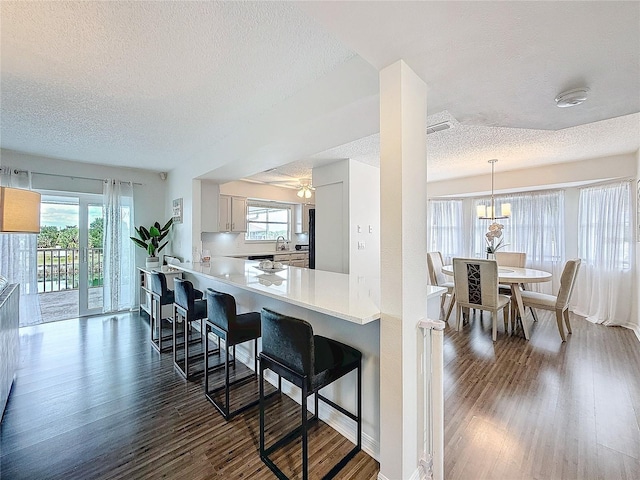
[130,219,173,268]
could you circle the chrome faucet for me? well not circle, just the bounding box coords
[275,236,286,251]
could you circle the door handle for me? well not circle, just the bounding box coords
[81,247,87,263]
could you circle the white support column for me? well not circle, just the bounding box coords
[378,60,428,479]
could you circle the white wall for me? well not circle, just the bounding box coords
[0,148,167,268]
[313,160,350,273]
[635,149,640,338]
[349,160,380,279]
[313,159,381,277]
[428,153,637,198]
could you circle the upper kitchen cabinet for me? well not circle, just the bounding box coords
[221,195,247,232]
[295,203,315,234]
[201,182,247,233]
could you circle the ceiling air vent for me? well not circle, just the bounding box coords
[426,121,452,135]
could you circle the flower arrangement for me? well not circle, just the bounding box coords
[485,222,508,254]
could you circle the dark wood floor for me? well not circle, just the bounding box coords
[0,313,378,480]
[3,309,639,480]
[443,309,640,480]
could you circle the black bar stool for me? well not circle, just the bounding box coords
[173,278,207,379]
[149,271,175,353]
[204,289,263,420]
[259,308,362,480]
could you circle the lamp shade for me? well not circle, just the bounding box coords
[0,187,41,233]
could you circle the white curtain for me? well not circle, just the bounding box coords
[472,191,565,294]
[428,199,466,264]
[0,167,42,325]
[573,181,632,326]
[103,180,135,313]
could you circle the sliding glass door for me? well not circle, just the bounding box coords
[38,193,103,322]
[79,198,104,315]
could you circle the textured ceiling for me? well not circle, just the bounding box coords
[301,1,640,130]
[1,1,638,184]
[0,1,356,171]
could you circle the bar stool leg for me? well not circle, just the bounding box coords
[302,383,309,480]
[225,337,230,417]
[172,305,178,366]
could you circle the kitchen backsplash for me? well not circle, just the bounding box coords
[199,231,308,259]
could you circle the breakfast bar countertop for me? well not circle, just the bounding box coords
[173,257,379,325]
[173,257,446,325]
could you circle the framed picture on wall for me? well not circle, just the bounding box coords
[172,197,183,224]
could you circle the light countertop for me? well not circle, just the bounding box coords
[223,250,308,258]
[174,257,379,324]
[173,257,446,325]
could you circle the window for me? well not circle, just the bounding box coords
[472,190,565,267]
[578,182,631,270]
[245,201,291,241]
[428,199,464,264]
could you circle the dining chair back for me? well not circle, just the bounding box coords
[495,251,526,268]
[427,251,446,286]
[519,259,582,341]
[427,251,456,323]
[452,258,510,341]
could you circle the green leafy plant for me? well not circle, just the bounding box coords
[130,219,173,257]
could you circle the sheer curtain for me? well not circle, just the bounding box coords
[0,167,41,325]
[103,180,135,313]
[428,199,465,264]
[573,181,632,326]
[472,190,565,293]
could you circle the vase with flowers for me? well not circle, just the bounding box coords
[485,222,508,259]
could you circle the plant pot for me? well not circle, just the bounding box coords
[146,256,160,269]
[487,253,496,260]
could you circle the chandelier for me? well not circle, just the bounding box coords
[476,159,511,220]
[296,184,314,199]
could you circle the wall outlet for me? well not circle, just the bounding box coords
[369,225,373,233]
[357,225,362,233]
[358,241,366,250]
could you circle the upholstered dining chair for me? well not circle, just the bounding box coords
[452,258,510,341]
[519,259,581,341]
[495,251,526,268]
[495,251,538,323]
[427,251,456,323]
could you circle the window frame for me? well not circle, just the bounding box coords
[244,200,293,243]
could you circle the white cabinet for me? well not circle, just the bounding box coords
[219,195,247,232]
[201,182,247,233]
[231,196,247,232]
[295,204,315,234]
[274,252,308,268]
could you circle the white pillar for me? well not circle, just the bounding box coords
[378,60,428,479]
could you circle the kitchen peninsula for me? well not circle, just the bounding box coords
[173,257,446,459]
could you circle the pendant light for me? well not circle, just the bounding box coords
[476,159,511,220]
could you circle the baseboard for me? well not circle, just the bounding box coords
[377,466,424,480]
[232,342,380,461]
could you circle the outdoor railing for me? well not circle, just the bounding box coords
[37,248,104,293]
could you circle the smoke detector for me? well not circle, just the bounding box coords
[555,88,589,108]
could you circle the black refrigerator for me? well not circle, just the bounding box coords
[309,208,315,269]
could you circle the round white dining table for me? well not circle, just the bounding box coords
[441,265,552,340]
